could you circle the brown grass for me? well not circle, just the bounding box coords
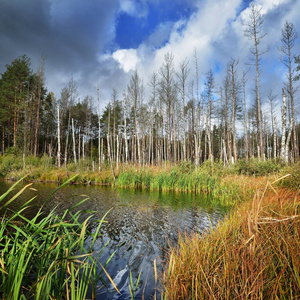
[163,178,300,299]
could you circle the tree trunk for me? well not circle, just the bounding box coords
[57,104,61,169]
[72,118,77,167]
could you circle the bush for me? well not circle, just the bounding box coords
[233,158,281,176]
[279,162,300,189]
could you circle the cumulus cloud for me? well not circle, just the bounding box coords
[119,0,136,15]
[112,49,141,72]
[0,0,299,110]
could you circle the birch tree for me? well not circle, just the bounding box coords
[57,103,61,169]
[281,89,293,162]
[159,52,177,163]
[204,68,215,163]
[122,90,129,163]
[267,91,278,159]
[279,21,298,161]
[177,58,189,162]
[244,2,268,160]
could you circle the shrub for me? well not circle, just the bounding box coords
[233,158,281,176]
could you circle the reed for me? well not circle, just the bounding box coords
[163,178,300,299]
[0,178,117,299]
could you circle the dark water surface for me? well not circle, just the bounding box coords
[0,181,227,299]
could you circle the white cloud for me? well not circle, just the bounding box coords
[119,0,136,15]
[137,0,242,79]
[112,48,141,73]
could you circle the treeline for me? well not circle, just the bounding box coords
[0,7,300,170]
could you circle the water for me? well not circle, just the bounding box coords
[0,181,227,299]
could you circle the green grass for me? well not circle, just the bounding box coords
[0,155,289,207]
[0,178,118,299]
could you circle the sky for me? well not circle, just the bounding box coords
[0,0,300,116]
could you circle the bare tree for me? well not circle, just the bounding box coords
[122,90,129,163]
[228,58,239,163]
[149,72,158,165]
[128,70,141,165]
[267,91,278,159]
[71,118,77,167]
[204,68,215,163]
[57,103,61,169]
[242,70,249,160]
[97,85,101,171]
[281,89,293,162]
[244,2,268,160]
[177,58,189,162]
[279,21,298,161]
[159,52,177,162]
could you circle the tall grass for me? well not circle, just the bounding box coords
[116,162,256,207]
[163,178,300,299]
[0,178,118,299]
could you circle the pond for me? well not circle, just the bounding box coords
[0,181,227,299]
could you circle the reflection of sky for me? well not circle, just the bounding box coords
[0,182,226,299]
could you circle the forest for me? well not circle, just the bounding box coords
[0,12,300,171]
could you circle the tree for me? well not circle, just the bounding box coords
[242,70,249,160]
[227,58,239,163]
[176,58,189,162]
[295,55,300,81]
[159,52,177,162]
[267,91,278,159]
[279,21,298,161]
[0,55,32,152]
[204,68,215,163]
[33,56,46,156]
[281,89,293,162]
[128,71,142,165]
[244,2,267,160]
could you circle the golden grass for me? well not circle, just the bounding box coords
[163,178,300,299]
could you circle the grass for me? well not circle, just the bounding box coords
[0,177,118,299]
[163,177,300,299]
[0,156,285,208]
[1,156,299,298]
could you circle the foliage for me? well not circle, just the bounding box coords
[232,158,281,176]
[278,162,300,189]
[0,178,117,299]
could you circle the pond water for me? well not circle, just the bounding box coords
[0,181,227,299]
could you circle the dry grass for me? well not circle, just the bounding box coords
[163,177,300,299]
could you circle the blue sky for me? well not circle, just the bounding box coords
[0,0,299,117]
[115,1,195,49]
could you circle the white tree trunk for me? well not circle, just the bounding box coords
[273,117,277,159]
[285,118,293,162]
[123,91,129,163]
[97,86,101,172]
[57,104,61,169]
[281,89,287,160]
[72,118,77,167]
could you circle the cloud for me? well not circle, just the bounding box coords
[112,49,141,73]
[0,0,119,99]
[0,0,299,113]
[119,0,136,15]
[135,0,243,83]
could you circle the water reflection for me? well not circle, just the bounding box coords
[0,182,226,299]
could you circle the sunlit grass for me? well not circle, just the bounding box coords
[163,177,300,299]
